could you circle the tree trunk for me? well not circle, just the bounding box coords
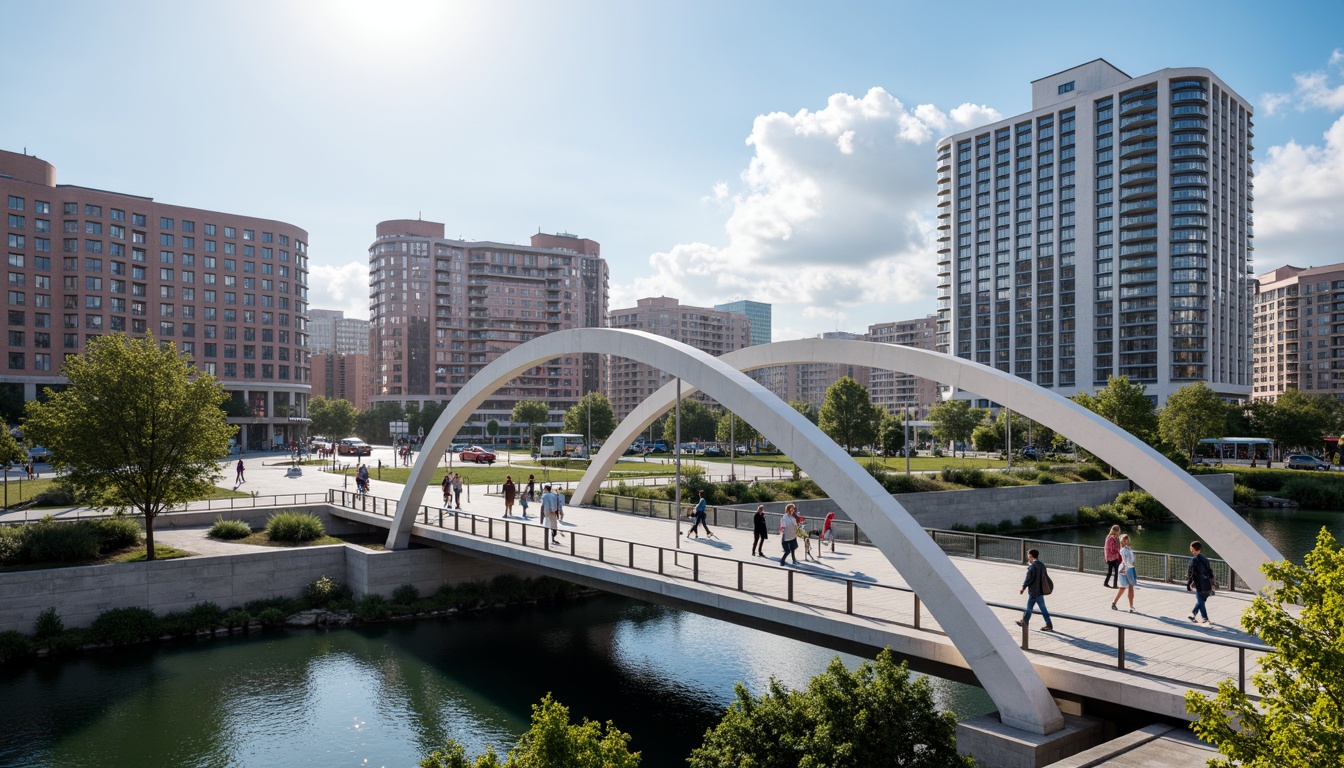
[145,514,156,561]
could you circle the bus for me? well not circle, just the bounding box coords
[539,433,586,458]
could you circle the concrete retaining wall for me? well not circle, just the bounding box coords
[0,505,531,634]
[730,474,1235,530]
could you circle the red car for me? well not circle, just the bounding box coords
[459,446,497,464]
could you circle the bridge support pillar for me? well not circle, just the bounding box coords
[957,711,1107,768]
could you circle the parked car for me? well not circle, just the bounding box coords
[310,437,334,451]
[338,438,372,456]
[1285,454,1330,471]
[459,445,497,464]
[1019,445,1038,459]
[623,444,642,456]
[643,445,667,455]
[702,446,725,458]
[26,446,50,463]
[450,443,468,452]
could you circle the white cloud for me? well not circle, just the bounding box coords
[610,87,999,340]
[308,261,370,319]
[1262,50,1344,114]
[1255,52,1344,268]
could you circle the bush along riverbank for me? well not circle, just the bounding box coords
[0,574,594,664]
[949,490,1175,537]
[1190,466,1344,510]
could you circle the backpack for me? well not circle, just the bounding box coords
[1040,566,1054,596]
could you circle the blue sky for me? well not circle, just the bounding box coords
[3,1,1343,341]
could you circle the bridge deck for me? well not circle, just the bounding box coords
[335,481,1265,721]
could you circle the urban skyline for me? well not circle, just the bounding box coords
[2,3,1343,343]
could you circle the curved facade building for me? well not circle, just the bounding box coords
[935,60,1253,405]
[1,149,311,450]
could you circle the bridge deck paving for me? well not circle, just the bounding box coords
[371,478,1266,703]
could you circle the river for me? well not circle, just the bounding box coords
[0,594,994,768]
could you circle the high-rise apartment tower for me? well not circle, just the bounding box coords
[934,60,1254,405]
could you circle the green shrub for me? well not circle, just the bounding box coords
[24,517,101,563]
[1037,474,1058,485]
[973,522,999,534]
[1076,506,1101,525]
[1018,515,1041,530]
[187,601,226,630]
[949,523,972,532]
[997,519,1015,533]
[355,593,391,621]
[1076,465,1108,482]
[1233,483,1260,506]
[489,574,528,602]
[244,596,305,615]
[95,516,143,552]
[1114,490,1166,519]
[208,518,252,540]
[984,473,1024,488]
[157,611,194,637]
[33,607,63,638]
[224,609,251,629]
[43,628,87,654]
[305,575,351,608]
[0,526,22,566]
[89,607,160,645]
[30,484,76,507]
[265,511,325,542]
[257,608,286,626]
[1279,477,1344,510]
[0,630,32,662]
[1049,513,1075,527]
[392,584,419,606]
[941,467,988,488]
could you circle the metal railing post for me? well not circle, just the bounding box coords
[599,538,605,563]
[1239,648,1246,694]
[659,548,664,574]
[913,594,921,629]
[738,561,744,591]
[846,580,853,614]
[787,570,794,602]
[1117,627,1126,669]
[973,534,980,559]
[693,554,699,582]
[629,541,635,567]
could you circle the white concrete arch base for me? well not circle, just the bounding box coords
[576,338,1282,593]
[391,328,1064,736]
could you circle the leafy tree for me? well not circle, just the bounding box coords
[420,693,640,768]
[971,423,1001,453]
[486,420,500,444]
[1072,375,1158,444]
[1187,529,1344,767]
[715,412,760,447]
[994,408,1028,450]
[661,398,718,446]
[819,377,877,453]
[876,409,905,457]
[512,399,551,456]
[1249,389,1334,458]
[0,428,24,505]
[564,392,616,446]
[0,383,24,424]
[356,401,406,445]
[411,400,447,441]
[1159,382,1227,460]
[928,399,983,459]
[309,396,358,440]
[688,649,972,768]
[22,335,232,560]
[789,399,819,425]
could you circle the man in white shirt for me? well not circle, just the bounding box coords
[541,485,561,543]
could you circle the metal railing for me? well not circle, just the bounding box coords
[589,493,1250,593]
[0,492,333,525]
[329,490,1269,695]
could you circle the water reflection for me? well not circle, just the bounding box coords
[0,595,993,768]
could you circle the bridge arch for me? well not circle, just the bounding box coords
[392,328,1064,735]
[577,338,1281,592]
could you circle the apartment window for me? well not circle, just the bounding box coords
[243,229,254,241]
[8,353,23,370]
[182,220,195,233]
[133,213,146,226]
[224,226,236,238]
[110,208,125,221]
[85,204,102,217]
[159,217,174,230]
[6,196,23,211]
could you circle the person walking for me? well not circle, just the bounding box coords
[687,490,713,539]
[751,505,768,557]
[441,472,452,506]
[1103,524,1122,589]
[502,476,517,517]
[778,503,800,565]
[451,472,464,510]
[1110,534,1137,612]
[1186,540,1216,625]
[1016,549,1055,632]
[821,512,836,554]
[519,491,530,519]
[525,474,536,502]
[235,459,246,486]
[541,485,562,543]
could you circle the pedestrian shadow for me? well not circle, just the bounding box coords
[1026,626,1151,669]
[691,537,733,551]
[1153,614,1247,639]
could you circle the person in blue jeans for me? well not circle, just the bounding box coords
[1016,549,1055,632]
[687,490,714,539]
[1186,540,1215,625]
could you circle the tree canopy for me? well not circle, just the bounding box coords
[22,335,232,560]
[715,412,760,446]
[876,409,905,457]
[661,398,718,445]
[512,400,551,455]
[356,401,406,445]
[1248,389,1335,457]
[1187,529,1344,767]
[818,377,877,453]
[928,398,983,458]
[309,396,358,440]
[420,693,640,768]
[564,393,616,444]
[687,649,972,768]
[1159,382,1227,459]
[789,399,819,425]
[1072,375,1158,444]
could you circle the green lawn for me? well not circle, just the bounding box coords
[692,453,1012,472]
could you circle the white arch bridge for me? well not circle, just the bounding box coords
[375,329,1280,738]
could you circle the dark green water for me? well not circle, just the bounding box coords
[0,595,993,768]
[1027,507,1344,564]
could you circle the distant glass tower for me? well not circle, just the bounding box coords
[714,300,772,346]
[934,60,1254,405]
